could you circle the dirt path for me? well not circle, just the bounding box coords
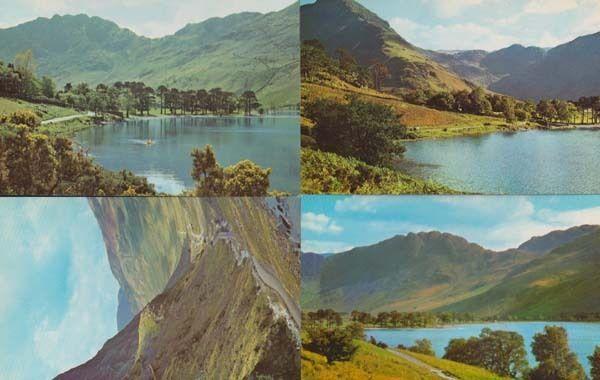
[251,256,301,329]
[387,349,457,380]
[41,112,94,125]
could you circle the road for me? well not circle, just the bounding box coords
[387,349,457,380]
[41,112,95,125]
[251,256,301,329]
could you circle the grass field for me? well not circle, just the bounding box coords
[0,97,80,121]
[401,350,510,380]
[302,340,508,380]
[302,341,440,380]
[302,80,536,139]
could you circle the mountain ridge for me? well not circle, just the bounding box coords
[0,4,299,107]
[302,225,600,316]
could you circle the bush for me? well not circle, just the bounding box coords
[301,149,457,195]
[409,339,436,356]
[304,95,407,167]
[304,326,359,363]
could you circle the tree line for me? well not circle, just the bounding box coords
[302,309,600,380]
[0,50,264,117]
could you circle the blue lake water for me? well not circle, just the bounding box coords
[402,129,600,194]
[367,322,600,375]
[74,116,300,194]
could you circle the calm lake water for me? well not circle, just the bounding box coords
[74,116,300,194]
[367,322,600,375]
[401,129,600,194]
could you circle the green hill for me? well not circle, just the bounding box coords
[302,226,600,317]
[440,229,600,318]
[303,231,535,312]
[0,3,299,107]
[300,0,472,94]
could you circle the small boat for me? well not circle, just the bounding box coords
[145,139,155,146]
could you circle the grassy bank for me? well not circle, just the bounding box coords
[302,340,506,380]
[302,81,537,139]
[39,117,96,137]
[301,148,460,194]
[0,97,80,121]
[401,350,509,380]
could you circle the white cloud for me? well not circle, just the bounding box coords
[422,0,487,18]
[523,0,578,14]
[334,196,382,213]
[302,240,353,254]
[302,212,343,234]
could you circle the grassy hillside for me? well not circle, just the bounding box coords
[401,351,509,380]
[302,341,439,380]
[0,97,79,120]
[439,230,600,319]
[303,231,534,312]
[302,79,523,139]
[300,0,471,95]
[0,4,299,108]
[302,341,506,380]
[60,197,300,379]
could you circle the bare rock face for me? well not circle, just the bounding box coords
[57,198,300,380]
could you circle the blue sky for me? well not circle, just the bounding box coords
[0,0,296,38]
[0,199,118,379]
[301,0,600,50]
[302,196,600,253]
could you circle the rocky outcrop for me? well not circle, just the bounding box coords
[57,197,300,380]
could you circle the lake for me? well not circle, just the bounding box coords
[367,322,600,375]
[74,116,300,194]
[401,129,600,194]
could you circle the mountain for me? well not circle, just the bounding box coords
[302,226,600,317]
[300,0,472,94]
[302,231,534,312]
[0,3,299,107]
[301,252,327,280]
[58,197,300,379]
[480,44,546,77]
[442,229,600,318]
[518,225,599,255]
[489,32,600,100]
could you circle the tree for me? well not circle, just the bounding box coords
[469,87,492,115]
[427,92,455,111]
[529,326,585,380]
[304,325,359,363]
[502,97,516,123]
[306,96,407,167]
[537,100,557,126]
[40,76,56,98]
[191,145,224,196]
[240,90,260,116]
[371,62,390,91]
[191,145,271,196]
[409,339,435,356]
[444,328,528,378]
[590,346,600,380]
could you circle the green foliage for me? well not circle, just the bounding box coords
[408,339,435,357]
[305,96,407,167]
[191,145,271,197]
[444,328,528,378]
[528,326,586,380]
[0,110,155,195]
[304,325,359,363]
[589,346,600,380]
[0,7,299,108]
[301,148,456,195]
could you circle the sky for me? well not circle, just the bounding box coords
[300,0,600,50]
[302,196,600,254]
[0,199,119,380]
[0,0,296,38]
